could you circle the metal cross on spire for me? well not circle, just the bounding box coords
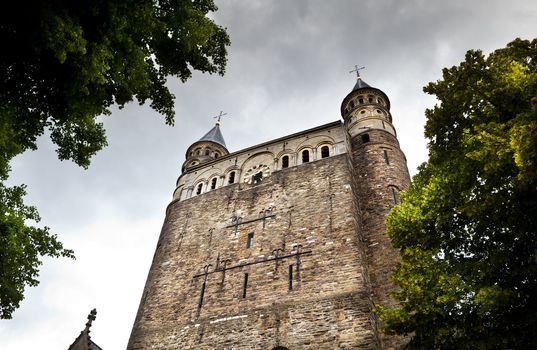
[349,65,365,78]
[214,111,228,125]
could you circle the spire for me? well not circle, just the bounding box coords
[197,123,227,148]
[349,65,371,91]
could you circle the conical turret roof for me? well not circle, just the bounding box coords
[197,123,227,148]
[352,77,371,91]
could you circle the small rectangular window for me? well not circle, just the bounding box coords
[242,273,249,298]
[361,134,370,143]
[247,232,254,248]
[288,265,293,291]
[383,150,390,165]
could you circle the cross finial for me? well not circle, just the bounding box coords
[213,111,227,125]
[349,65,365,79]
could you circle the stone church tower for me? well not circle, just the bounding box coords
[127,75,411,349]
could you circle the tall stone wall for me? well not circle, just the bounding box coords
[128,154,381,349]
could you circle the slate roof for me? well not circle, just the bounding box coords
[352,77,371,91]
[197,123,227,148]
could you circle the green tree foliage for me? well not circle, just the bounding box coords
[377,38,537,348]
[0,0,230,319]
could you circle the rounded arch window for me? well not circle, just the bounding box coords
[210,177,217,190]
[282,155,289,168]
[214,152,219,159]
[302,150,310,163]
[195,183,203,195]
[359,97,364,104]
[360,110,366,114]
[205,149,211,156]
[321,145,330,158]
[228,171,236,184]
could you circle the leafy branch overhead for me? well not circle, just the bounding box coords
[1,0,230,170]
[0,0,230,319]
[377,38,537,348]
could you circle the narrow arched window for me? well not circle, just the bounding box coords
[214,153,219,159]
[205,149,210,156]
[390,186,400,205]
[282,155,289,168]
[321,146,329,158]
[361,134,370,143]
[302,150,310,163]
[228,171,235,184]
[211,178,217,190]
[196,183,203,195]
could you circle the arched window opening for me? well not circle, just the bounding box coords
[321,146,330,158]
[282,155,289,168]
[302,150,310,163]
[197,149,202,155]
[228,171,236,184]
[196,183,203,195]
[214,153,219,159]
[368,95,373,103]
[361,134,370,143]
[205,149,210,156]
[359,98,364,104]
[211,178,217,190]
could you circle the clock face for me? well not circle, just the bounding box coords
[243,164,271,184]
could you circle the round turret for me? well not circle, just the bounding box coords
[341,77,396,138]
[182,121,229,172]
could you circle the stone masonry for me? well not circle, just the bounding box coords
[128,76,411,349]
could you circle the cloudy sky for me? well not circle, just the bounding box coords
[1,1,536,349]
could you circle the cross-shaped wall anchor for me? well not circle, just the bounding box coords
[349,65,365,78]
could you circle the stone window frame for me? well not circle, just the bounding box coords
[228,170,236,184]
[296,146,313,165]
[316,142,334,159]
[210,177,218,190]
[280,154,291,169]
[194,181,204,196]
[388,185,401,205]
[246,232,254,248]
